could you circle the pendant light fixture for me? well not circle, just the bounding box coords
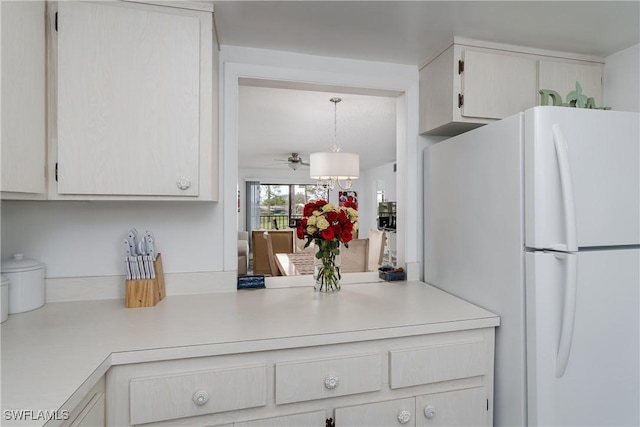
[310,97,359,190]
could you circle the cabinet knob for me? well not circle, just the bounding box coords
[192,390,209,406]
[424,405,436,419]
[176,176,191,190]
[397,409,411,424]
[324,374,339,390]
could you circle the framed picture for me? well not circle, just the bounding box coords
[338,191,357,207]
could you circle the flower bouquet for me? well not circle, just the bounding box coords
[297,199,359,292]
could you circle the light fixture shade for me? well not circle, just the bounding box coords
[309,152,359,180]
[288,161,300,171]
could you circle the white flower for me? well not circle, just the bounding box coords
[306,225,318,234]
[316,216,330,230]
[322,203,336,212]
[307,215,317,226]
[346,207,358,218]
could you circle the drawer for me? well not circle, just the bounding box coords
[389,341,486,389]
[275,353,381,404]
[129,364,267,425]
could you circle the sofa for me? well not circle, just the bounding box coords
[238,231,249,275]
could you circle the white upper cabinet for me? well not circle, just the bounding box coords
[538,60,603,107]
[1,1,46,198]
[54,1,217,200]
[461,50,537,120]
[419,39,605,136]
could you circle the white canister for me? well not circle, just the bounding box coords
[1,254,45,314]
[1,275,8,322]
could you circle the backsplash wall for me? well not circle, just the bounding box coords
[0,200,223,278]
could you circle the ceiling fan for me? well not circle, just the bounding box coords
[273,153,309,170]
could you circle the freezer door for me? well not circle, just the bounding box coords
[524,107,639,249]
[525,249,639,426]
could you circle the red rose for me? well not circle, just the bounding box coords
[301,218,307,227]
[327,211,338,222]
[341,230,353,243]
[303,204,314,217]
[332,224,342,236]
[344,221,353,232]
[296,225,305,239]
[321,227,335,240]
[338,211,348,223]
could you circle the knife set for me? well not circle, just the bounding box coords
[124,228,165,308]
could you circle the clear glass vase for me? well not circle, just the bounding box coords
[313,239,341,292]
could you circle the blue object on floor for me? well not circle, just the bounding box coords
[237,275,266,289]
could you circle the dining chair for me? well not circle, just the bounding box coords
[367,229,386,271]
[252,230,295,275]
[264,233,281,276]
[340,239,369,273]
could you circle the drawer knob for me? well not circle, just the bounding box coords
[397,409,411,424]
[192,390,209,406]
[177,176,191,190]
[424,405,436,419]
[324,374,339,390]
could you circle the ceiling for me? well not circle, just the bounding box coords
[220,1,640,172]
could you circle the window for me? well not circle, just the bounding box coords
[257,184,328,230]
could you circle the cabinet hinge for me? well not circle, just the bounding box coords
[326,418,335,427]
[55,12,58,32]
[458,93,464,108]
[458,59,464,74]
[55,162,58,182]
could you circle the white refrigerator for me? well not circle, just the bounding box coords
[424,106,639,426]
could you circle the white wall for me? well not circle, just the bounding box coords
[1,200,222,278]
[604,43,640,112]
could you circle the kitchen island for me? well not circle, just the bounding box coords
[1,281,499,426]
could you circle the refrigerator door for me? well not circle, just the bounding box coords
[524,107,639,250]
[525,249,639,426]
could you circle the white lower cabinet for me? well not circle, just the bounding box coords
[335,397,416,426]
[415,388,487,427]
[62,377,106,427]
[233,410,327,427]
[335,388,487,427]
[106,328,495,426]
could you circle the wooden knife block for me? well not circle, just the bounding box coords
[125,253,166,308]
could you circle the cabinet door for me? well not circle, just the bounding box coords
[538,60,603,106]
[461,50,537,120]
[57,2,201,196]
[234,410,326,427]
[415,388,487,427]
[1,1,46,196]
[335,397,416,427]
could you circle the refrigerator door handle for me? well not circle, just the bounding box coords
[552,124,578,252]
[555,252,578,378]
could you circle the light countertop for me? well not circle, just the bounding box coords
[1,281,499,426]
